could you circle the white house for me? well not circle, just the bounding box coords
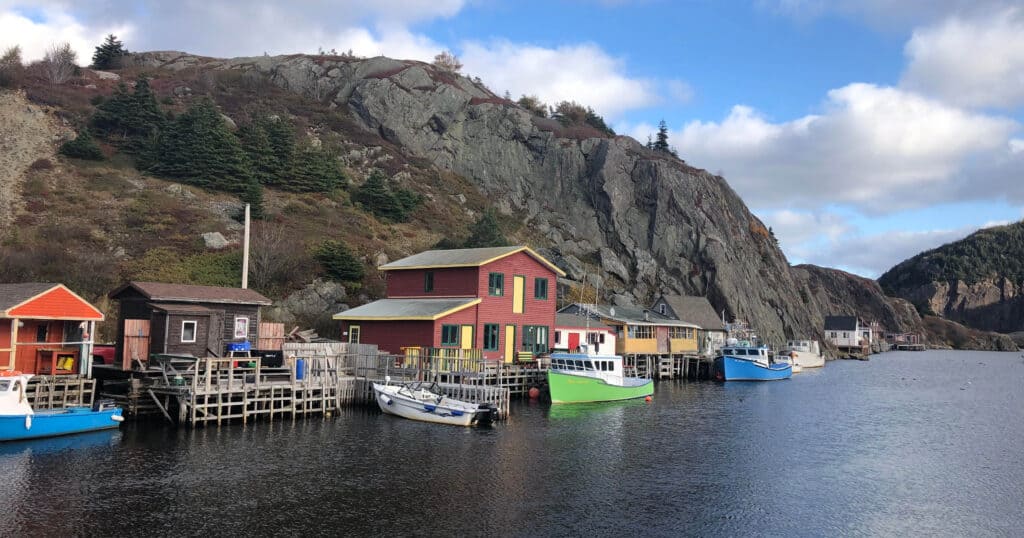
[824,315,872,348]
[553,313,616,355]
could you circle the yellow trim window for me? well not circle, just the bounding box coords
[627,325,654,339]
[669,327,695,339]
[349,325,361,344]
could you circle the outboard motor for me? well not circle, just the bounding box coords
[474,404,499,426]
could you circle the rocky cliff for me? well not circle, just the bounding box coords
[792,264,924,334]
[880,221,1024,333]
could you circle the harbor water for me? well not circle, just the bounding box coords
[2,351,1023,537]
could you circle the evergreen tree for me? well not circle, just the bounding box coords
[90,77,165,153]
[91,34,128,70]
[464,209,508,248]
[238,121,277,186]
[150,99,254,194]
[287,145,344,192]
[584,107,615,136]
[355,170,400,218]
[653,119,671,153]
[59,129,104,160]
[315,240,364,283]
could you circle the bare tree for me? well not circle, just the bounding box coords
[432,50,463,73]
[43,42,77,84]
[248,221,312,293]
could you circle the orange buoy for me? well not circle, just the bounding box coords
[645,396,652,402]
[528,387,541,399]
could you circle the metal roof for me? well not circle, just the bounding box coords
[560,303,699,328]
[378,246,566,276]
[110,281,272,305]
[333,297,481,321]
[555,313,613,331]
[655,295,726,331]
[148,303,215,315]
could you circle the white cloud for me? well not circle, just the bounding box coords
[460,40,657,119]
[666,79,694,104]
[759,0,1017,30]
[668,83,1019,212]
[901,7,1024,108]
[1011,139,1024,154]
[0,8,130,62]
[816,228,967,277]
[759,209,850,260]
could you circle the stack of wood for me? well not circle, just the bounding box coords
[286,326,319,343]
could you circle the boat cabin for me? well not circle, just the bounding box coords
[720,347,773,365]
[0,283,105,376]
[786,340,820,354]
[0,373,32,415]
[549,353,623,376]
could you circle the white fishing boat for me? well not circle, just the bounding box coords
[372,377,498,427]
[784,340,825,369]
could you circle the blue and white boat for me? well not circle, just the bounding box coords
[0,372,123,442]
[714,346,792,381]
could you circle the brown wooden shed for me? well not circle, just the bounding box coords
[108,282,272,370]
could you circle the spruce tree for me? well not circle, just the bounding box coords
[261,116,295,182]
[315,240,364,283]
[354,171,399,218]
[150,99,254,193]
[59,129,104,160]
[654,119,671,153]
[91,77,165,153]
[287,145,344,192]
[91,34,128,69]
[239,121,277,186]
[464,209,508,248]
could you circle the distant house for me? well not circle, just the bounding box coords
[0,283,105,375]
[334,246,565,362]
[108,282,272,370]
[824,315,871,348]
[554,312,616,355]
[651,295,727,356]
[559,303,699,356]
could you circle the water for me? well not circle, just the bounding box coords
[3,351,1023,537]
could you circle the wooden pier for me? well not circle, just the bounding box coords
[25,375,95,409]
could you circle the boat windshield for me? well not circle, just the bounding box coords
[0,380,8,391]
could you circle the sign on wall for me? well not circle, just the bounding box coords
[233,316,249,340]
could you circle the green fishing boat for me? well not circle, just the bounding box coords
[547,352,653,404]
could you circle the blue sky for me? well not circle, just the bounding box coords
[2,0,1023,277]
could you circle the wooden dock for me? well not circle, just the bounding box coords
[26,375,95,409]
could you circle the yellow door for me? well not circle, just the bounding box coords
[460,325,474,349]
[504,325,516,363]
[512,276,525,313]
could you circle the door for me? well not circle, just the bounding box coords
[568,332,580,352]
[656,326,669,353]
[504,325,516,363]
[460,325,474,349]
[512,276,525,314]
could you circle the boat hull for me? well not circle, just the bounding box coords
[547,371,653,404]
[714,356,792,381]
[373,383,485,427]
[0,407,123,442]
[791,351,824,368]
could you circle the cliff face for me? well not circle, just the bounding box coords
[128,51,828,344]
[792,264,924,335]
[879,221,1024,333]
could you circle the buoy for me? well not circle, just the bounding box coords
[528,387,541,399]
[645,396,652,402]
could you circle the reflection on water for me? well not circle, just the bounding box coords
[4,351,1024,537]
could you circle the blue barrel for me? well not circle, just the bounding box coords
[296,358,305,380]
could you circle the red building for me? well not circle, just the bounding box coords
[0,283,105,375]
[334,246,564,361]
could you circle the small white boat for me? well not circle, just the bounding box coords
[373,378,497,427]
[1,372,123,442]
[784,340,825,369]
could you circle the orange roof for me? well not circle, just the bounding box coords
[0,283,104,321]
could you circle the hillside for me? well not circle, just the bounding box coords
[2,49,996,349]
[879,221,1024,333]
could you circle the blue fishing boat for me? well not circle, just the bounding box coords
[0,373,123,442]
[714,346,792,381]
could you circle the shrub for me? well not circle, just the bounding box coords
[59,130,104,160]
[29,158,54,170]
[517,95,547,118]
[0,45,24,88]
[354,170,421,222]
[285,145,344,192]
[432,50,463,73]
[464,209,508,248]
[315,240,364,284]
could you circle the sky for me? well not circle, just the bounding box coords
[2,0,1023,278]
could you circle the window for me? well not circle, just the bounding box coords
[658,304,666,315]
[441,325,460,347]
[36,323,48,342]
[669,327,695,339]
[233,316,249,340]
[521,325,549,353]
[424,271,434,292]
[349,325,361,344]
[483,324,500,351]
[554,331,561,344]
[830,331,837,338]
[181,321,197,343]
[627,325,654,339]
[488,272,504,296]
[534,277,548,299]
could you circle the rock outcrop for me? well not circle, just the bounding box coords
[792,264,924,335]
